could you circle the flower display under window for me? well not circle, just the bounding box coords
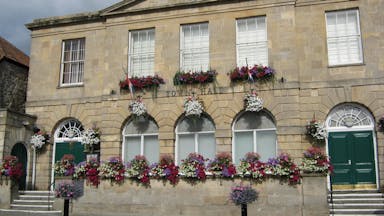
[300,147,333,175]
[0,155,23,182]
[230,184,258,206]
[150,155,179,185]
[129,96,147,117]
[119,75,165,91]
[30,132,50,150]
[265,153,301,184]
[184,95,204,117]
[207,152,236,178]
[125,155,150,185]
[54,154,75,177]
[173,70,217,85]
[306,118,327,142]
[179,153,207,180]
[237,152,266,181]
[81,128,100,153]
[98,157,125,184]
[73,158,100,187]
[55,180,82,200]
[229,65,275,83]
[244,92,263,112]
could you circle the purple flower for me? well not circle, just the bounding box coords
[222,167,230,177]
[267,158,279,166]
[164,167,171,176]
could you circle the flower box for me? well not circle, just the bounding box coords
[119,75,165,92]
[173,70,217,85]
[229,65,275,83]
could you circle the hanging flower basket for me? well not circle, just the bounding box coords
[244,92,263,112]
[377,116,384,132]
[129,96,147,117]
[229,65,275,83]
[306,118,327,142]
[81,128,100,154]
[30,132,49,150]
[184,95,204,117]
[173,70,217,85]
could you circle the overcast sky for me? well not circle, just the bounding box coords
[0,0,121,55]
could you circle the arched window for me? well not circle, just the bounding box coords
[122,118,159,164]
[55,119,84,141]
[326,104,373,129]
[232,111,277,164]
[176,115,216,165]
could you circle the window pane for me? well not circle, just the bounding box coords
[124,119,159,135]
[61,38,85,85]
[198,133,215,161]
[234,131,253,165]
[144,135,159,164]
[256,130,276,161]
[177,116,215,133]
[234,111,275,130]
[125,136,141,162]
[178,134,195,165]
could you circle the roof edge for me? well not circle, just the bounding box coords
[25,11,104,30]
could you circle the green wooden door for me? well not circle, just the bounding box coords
[55,142,85,164]
[329,131,376,186]
[11,143,27,190]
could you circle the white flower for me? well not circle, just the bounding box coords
[308,121,327,140]
[30,134,46,149]
[184,96,204,117]
[244,93,263,112]
[81,128,100,146]
[129,99,147,116]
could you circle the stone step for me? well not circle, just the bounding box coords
[330,209,384,214]
[19,191,53,196]
[10,204,53,211]
[330,203,384,209]
[13,199,54,205]
[330,198,384,204]
[329,193,384,199]
[0,209,61,216]
[331,190,379,194]
[331,215,384,216]
[18,195,55,200]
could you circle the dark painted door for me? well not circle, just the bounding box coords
[55,142,85,165]
[11,143,27,190]
[329,131,376,185]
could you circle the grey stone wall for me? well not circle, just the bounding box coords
[0,60,28,113]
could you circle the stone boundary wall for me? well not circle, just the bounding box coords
[53,175,328,216]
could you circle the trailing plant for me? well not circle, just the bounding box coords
[184,95,204,117]
[81,128,100,153]
[207,152,237,178]
[98,157,125,184]
[244,92,263,112]
[237,152,266,181]
[306,117,327,143]
[74,158,100,187]
[119,75,165,91]
[129,96,147,117]
[0,155,23,182]
[30,131,50,150]
[265,153,301,185]
[300,147,333,175]
[125,155,150,185]
[150,155,179,185]
[179,153,207,180]
[54,154,75,177]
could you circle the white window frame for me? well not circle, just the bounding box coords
[236,16,268,67]
[128,28,155,77]
[325,9,363,66]
[175,117,215,165]
[60,38,85,86]
[122,121,159,163]
[180,22,210,72]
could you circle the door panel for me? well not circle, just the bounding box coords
[55,142,85,164]
[11,143,27,190]
[328,131,376,186]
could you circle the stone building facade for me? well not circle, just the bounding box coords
[25,0,383,195]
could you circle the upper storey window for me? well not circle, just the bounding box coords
[180,22,209,72]
[236,16,268,66]
[326,9,363,66]
[129,28,155,77]
[60,38,85,86]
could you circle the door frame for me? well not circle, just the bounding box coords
[326,126,379,190]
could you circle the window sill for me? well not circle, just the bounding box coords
[328,63,365,68]
[57,84,84,89]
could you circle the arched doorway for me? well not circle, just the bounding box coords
[11,143,28,190]
[52,119,86,184]
[326,103,378,190]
